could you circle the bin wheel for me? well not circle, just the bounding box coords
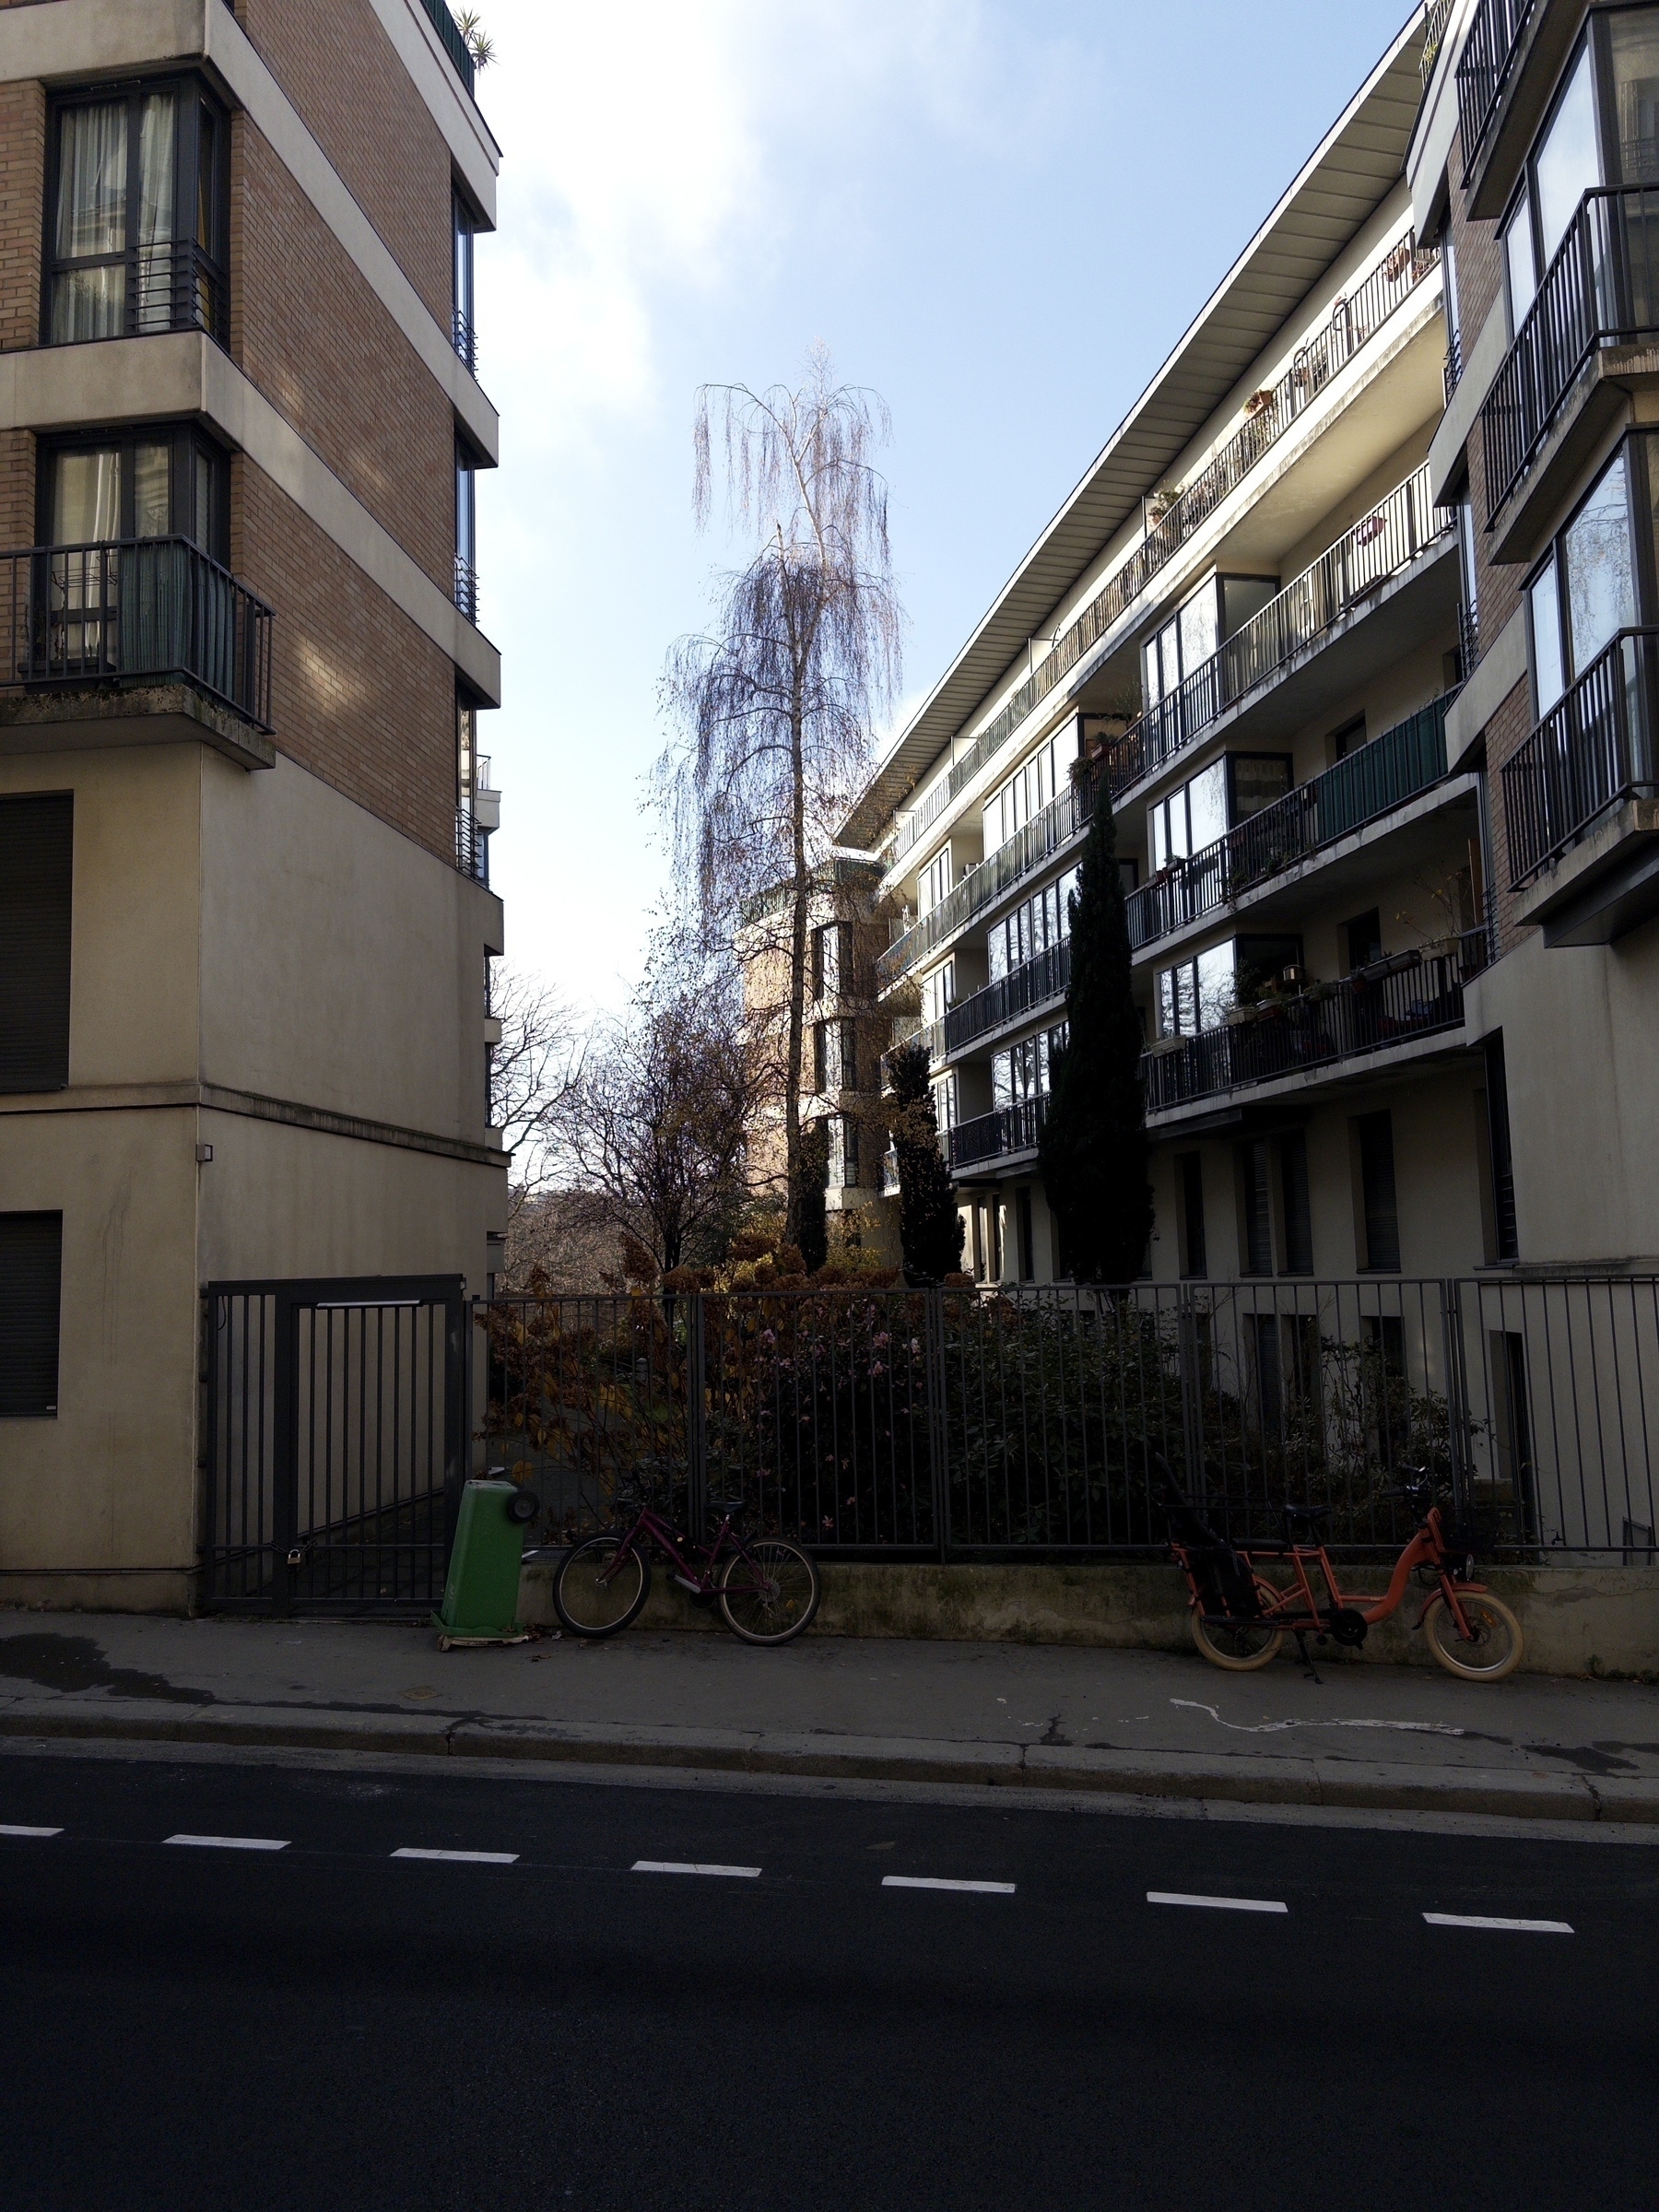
[506,1488,540,1524]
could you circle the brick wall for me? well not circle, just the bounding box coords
[234,456,456,864]
[236,0,454,329]
[234,114,452,593]
[0,77,42,354]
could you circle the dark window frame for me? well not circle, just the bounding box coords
[1522,429,1659,715]
[0,1211,64,1418]
[43,74,230,349]
[37,422,230,563]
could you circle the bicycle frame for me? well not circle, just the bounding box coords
[601,1504,771,1596]
[1173,1503,1489,1643]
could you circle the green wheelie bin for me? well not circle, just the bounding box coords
[432,1475,540,1648]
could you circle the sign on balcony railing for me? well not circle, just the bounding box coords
[1500,628,1659,885]
[0,537,273,731]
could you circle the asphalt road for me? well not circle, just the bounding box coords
[0,1750,1652,2212]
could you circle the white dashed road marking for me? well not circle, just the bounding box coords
[1148,1891,1288,1914]
[632,1861,761,1878]
[164,1834,289,1852]
[1423,1912,1573,1934]
[883,1877,1017,1895]
[0,1825,63,1838]
[392,1847,519,1864]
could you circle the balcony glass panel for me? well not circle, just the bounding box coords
[1562,447,1636,671]
[1535,47,1600,265]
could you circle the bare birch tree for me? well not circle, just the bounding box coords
[488,961,582,1241]
[658,345,901,1247]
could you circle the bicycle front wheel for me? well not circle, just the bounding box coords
[1190,1581,1285,1672]
[553,1535,650,1638]
[718,1539,820,1645]
[1422,1590,1523,1680]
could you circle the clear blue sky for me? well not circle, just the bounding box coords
[473,0,1415,1020]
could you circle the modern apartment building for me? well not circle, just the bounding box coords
[839,13,1545,1290]
[0,0,505,1606]
[1410,0,1659,1266]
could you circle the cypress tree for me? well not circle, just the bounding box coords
[887,1041,965,1286]
[794,1117,830,1275]
[1039,771,1153,1282]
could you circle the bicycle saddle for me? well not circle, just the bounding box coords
[709,1497,747,1515]
[1279,1503,1331,1541]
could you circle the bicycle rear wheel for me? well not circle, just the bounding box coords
[718,1539,820,1645]
[1190,1579,1285,1672]
[553,1535,650,1638]
[1422,1589,1523,1680]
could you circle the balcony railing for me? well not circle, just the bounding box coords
[1482,188,1659,522]
[948,1094,1047,1172]
[1125,695,1453,952]
[1456,0,1537,177]
[1421,0,1456,87]
[877,777,1096,987]
[49,238,228,349]
[1104,467,1453,800]
[1501,628,1659,886]
[945,936,1073,1056]
[0,538,273,730]
[454,555,479,622]
[418,0,477,94]
[1143,929,1491,1115]
[453,308,478,377]
[886,232,1439,869]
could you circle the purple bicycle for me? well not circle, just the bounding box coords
[552,1493,820,1646]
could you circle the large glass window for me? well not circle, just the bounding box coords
[41,429,226,557]
[983,724,1077,853]
[454,440,478,620]
[452,187,477,371]
[1529,556,1567,713]
[1535,45,1599,265]
[986,868,1077,982]
[1526,438,1652,709]
[47,82,228,346]
[1609,9,1659,183]
[1156,933,1302,1039]
[1147,753,1291,872]
[992,1022,1067,1110]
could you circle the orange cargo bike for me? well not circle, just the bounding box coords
[1164,1468,1524,1679]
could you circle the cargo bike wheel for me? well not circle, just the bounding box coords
[1190,1577,1286,1672]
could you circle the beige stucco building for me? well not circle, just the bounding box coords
[0,0,506,1607]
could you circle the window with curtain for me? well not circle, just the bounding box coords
[42,430,226,557]
[1611,8,1659,183]
[48,82,228,346]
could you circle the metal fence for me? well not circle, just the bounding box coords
[202,1277,467,1613]
[0,537,273,729]
[1501,627,1659,885]
[475,1278,1659,1566]
[1457,0,1537,179]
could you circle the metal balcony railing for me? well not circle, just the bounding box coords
[1501,627,1659,886]
[944,936,1072,1056]
[1421,0,1455,87]
[948,1094,1047,1172]
[877,777,1096,987]
[1143,929,1491,1115]
[1125,696,1453,953]
[1482,188,1659,522]
[1103,467,1453,801]
[452,308,478,376]
[1456,0,1537,176]
[454,556,479,622]
[0,537,273,729]
[418,0,477,93]
[50,238,228,348]
[885,233,1439,870]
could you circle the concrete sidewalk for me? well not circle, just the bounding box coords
[0,1608,1654,1822]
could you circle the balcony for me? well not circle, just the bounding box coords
[948,1094,1046,1173]
[1481,189,1659,527]
[1421,0,1455,88]
[1456,0,1537,178]
[454,555,479,623]
[1125,695,1453,953]
[419,0,477,94]
[884,233,1440,871]
[1104,467,1453,801]
[0,538,272,741]
[1143,929,1491,1118]
[456,755,496,884]
[946,937,1072,1057]
[453,309,478,377]
[877,777,1095,988]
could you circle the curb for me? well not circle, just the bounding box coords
[0,1699,1654,1822]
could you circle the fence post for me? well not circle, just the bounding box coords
[1441,1277,1473,1521]
[924,1288,950,1561]
[686,1291,708,1537]
[1176,1287,1206,1491]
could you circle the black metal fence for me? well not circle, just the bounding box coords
[1482,187,1659,518]
[475,1278,1659,1566]
[1501,627,1659,885]
[0,538,273,729]
[1456,0,1535,175]
[202,1277,466,1613]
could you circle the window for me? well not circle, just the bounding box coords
[1147,755,1290,873]
[933,1073,957,1131]
[828,1113,860,1190]
[1483,1032,1519,1262]
[992,1025,1065,1110]
[47,81,228,346]
[1177,1152,1206,1278]
[1015,1186,1035,1282]
[1277,1131,1313,1276]
[0,795,73,1093]
[1610,9,1659,183]
[452,186,477,371]
[1142,574,1277,715]
[920,959,955,1024]
[1534,44,1599,266]
[41,429,227,559]
[1528,555,1566,712]
[918,845,952,917]
[812,922,851,1002]
[1237,1141,1273,1275]
[987,870,1077,982]
[1157,933,1302,1037]
[0,1213,63,1418]
[456,692,486,879]
[1343,910,1382,972]
[1526,439,1647,707]
[984,726,1078,853]
[454,439,478,620]
[1353,1111,1401,1272]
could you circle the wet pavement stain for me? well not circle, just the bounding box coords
[0,1633,212,1704]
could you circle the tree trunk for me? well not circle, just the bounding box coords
[782,663,809,1248]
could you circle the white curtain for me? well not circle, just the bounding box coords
[135,93,177,333]
[52,100,127,342]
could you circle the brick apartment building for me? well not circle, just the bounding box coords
[0,0,504,1607]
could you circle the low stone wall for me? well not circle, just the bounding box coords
[520,1559,1659,1679]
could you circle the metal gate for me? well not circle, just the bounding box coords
[202,1277,466,1614]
